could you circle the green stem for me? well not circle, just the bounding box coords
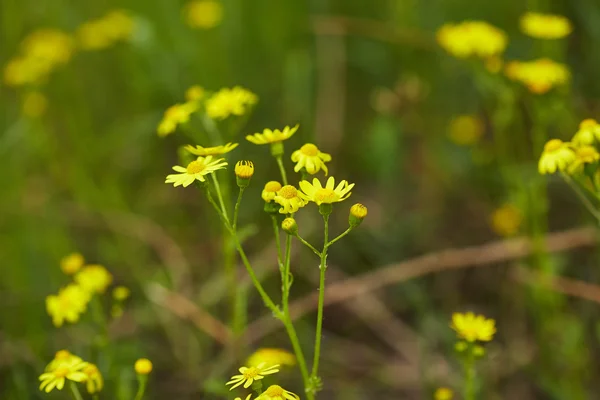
[271,215,283,269]
[282,235,292,304]
[464,347,476,400]
[276,156,288,185]
[311,214,329,380]
[69,382,84,400]
[562,173,600,222]
[296,235,322,257]
[233,187,245,232]
[134,375,148,400]
[327,227,353,248]
[211,173,230,223]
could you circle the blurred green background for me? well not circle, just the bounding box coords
[3,0,600,399]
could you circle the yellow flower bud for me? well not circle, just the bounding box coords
[112,286,130,301]
[60,253,85,275]
[281,217,298,236]
[262,181,282,202]
[473,345,486,358]
[134,358,153,375]
[454,341,468,353]
[349,203,367,227]
[235,160,254,188]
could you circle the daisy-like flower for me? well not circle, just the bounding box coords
[450,312,496,342]
[520,12,572,40]
[83,363,104,394]
[572,119,600,146]
[46,350,83,371]
[185,142,238,156]
[538,139,576,174]
[436,21,507,59]
[39,356,88,393]
[568,145,600,174]
[291,143,332,175]
[157,102,197,137]
[77,10,135,50]
[262,181,282,202]
[246,348,296,368]
[60,252,85,275]
[205,86,258,120]
[255,384,300,400]
[46,284,91,327]
[274,185,308,214]
[298,177,354,206]
[165,156,228,187]
[75,265,113,294]
[226,362,280,390]
[505,58,569,94]
[246,125,299,145]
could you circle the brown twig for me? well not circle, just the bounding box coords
[512,267,600,304]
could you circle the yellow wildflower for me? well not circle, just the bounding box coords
[134,358,153,375]
[349,203,368,227]
[184,0,223,29]
[46,284,91,327]
[39,355,88,393]
[255,385,300,400]
[274,185,308,214]
[262,181,282,202]
[60,252,85,275]
[112,286,131,301]
[235,161,255,179]
[77,10,135,50]
[226,362,280,390]
[75,265,113,294]
[205,86,258,120]
[505,58,569,94]
[490,204,522,237]
[46,350,82,371]
[22,91,48,118]
[572,119,600,146]
[447,115,484,146]
[185,142,238,156]
[436,21,507,59]
[299,177,354,205]
[568,145,600,174]
[246,125,299,146]
[450,312,496,342]
[83,364,104,394]
[434,387,454,400]
[291,143,332,175]
[185,85,205,101]
[246,348,296,368]
[157,102,198,137]
[538,139,576,174]
[165,156,228,187]
[520,12,572,39]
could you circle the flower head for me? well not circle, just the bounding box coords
[157,102,198,137]
[185,142,238,156]
[75,265,113,294]
[246,348,296,368]
[46,284,91,327]
[538,139,576,174]
[185,85,205,101]
[262,181,282,202]
[490,204,522,237]
[83,364,104,394]
[60,252,85,275]
[450,312,496,342]
[437,21,507,59]
[299,177,354,205]
[112,286,131,301]
[184,0,223,29]
[349,203,368,227]
[255,384,300,400]
[226,362,280,390]
[447,115,484,146]
[39,355,88,393]
[246,125,299,145]
[46,350,82,371]
[568,145,600,174]
[572,119,600,146]
[205,86,257,120]
[274,185,308,214]
[77,10,135,50]
[434,387,454,400]
[520,12,572,39]
[165,156,228,187]
[505,58,569,94]
[291,143,332,175]
[134,358,153,375]
[235,161,255,179]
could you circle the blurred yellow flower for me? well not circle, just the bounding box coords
[134,358,153,375]
[246,348,296,368]
[490,204,522,237]
[568,145,600,174]
[46,284,91,327]
[205,86,257,120]
[60,252,85,275]
[77,10,135,50]
[291,143,332,175]
[184,0,223,29]
[246,125,299,145]
[436,21,507,59]
[83,364,104,394]
[46,350,82,371]
[538,139,576,174]
[520,12,572,39]
[450,312,496,342]
[39,354,88,393]
[75,265,113,294]
[226,362,280,390]
[505,58,569,94]
[255,384,299,400]
[185,85,205,101]
[157,102,198,137]
[572,119,600,146]
[262,181,282,202]
[22,91,48,118]
[434,387,454,400]
[165,156,228,187]
[274,185,308,214]
[185,142,238,156]
[299,177,354,205]
[112,286,131,301]
[447,115,484,146]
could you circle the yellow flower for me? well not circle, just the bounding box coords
[538,139,576,174]
[436,21,507,59]
[572,119,600,146]
[255,384,300,400]
[134,358,153,375]
[77,10,135,50]
[46,350,82,371]
[46,284,91,327]
[83,364,104,394]
[520,12,572,39]
[226,362,280,390]
[185,142,238,156]
[490,204,522,237]
[246,348,296,368]
[274,185,308,214]
[22,91,48,118]
[60,252,85,275]
[291,143,332,175]
[262,181,282,202]
[447,115,484,146]
[157,102,198,137]
[75,265,113,294]
[246,125,299,145]
[568,145,600,174]
[450,312,496,342]
[505,58,569,94]
[299,177,354,205]
[205,86,258,120]
[185,85,205,101]
[184,0,223,29]
[112,286,131,301]
[434,387,454,400]
[349,203,368,227]
[39,355,88,393]
[235,160,255,179]
[165,156,228,187]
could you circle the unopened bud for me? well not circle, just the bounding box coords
[235,160,254,188]
[281,218,298,236]
[349,203,367,227]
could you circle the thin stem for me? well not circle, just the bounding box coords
[327,227,353,247]
[282,235,292,305]
[211,173,230,223]
[311,214,329,379]
[134,376,148,400]
[69,382,84,400]
[276,156,288,185]
[231,187,246,336]
[233,187,245,232]
[296,235,322,257]
[562,173,600,222]
[464,347,476,400]
[271,215,283,269]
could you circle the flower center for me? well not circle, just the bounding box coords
[243,367,259,379]
[300,143,319,156]
[265,385,284,396]
[314,188,338,203]
[54,367,69,378]
[278,185,298,199]
[186,160,205,174]
[580,118,598,130]
[543,139,563,153]
[265,181,282,193]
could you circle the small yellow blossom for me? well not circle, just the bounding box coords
[226,362,280,390]
[572,119,600,146]
[46,284,91,327]
[274,185,308,214]
[450,312,496,342]
[83,364,104,394]
[75,265,113,294]
[291,143,332,175]
[46,350,82,371]
[184,0,223,29]
[246,348,296,368]
[77,10,135,50]
[255,384,300,400]
[185,85,205,101]
[538,139,576,174]
[520,12,572,39]
[157,102,198,137]
[185,142,238,156]
[112,286,130,301]
[246,125,299,145]
[165,156,228,187]
[235,161,255,179]
[490,204,522,237]
[505,58,569,94]
[568,145,600,174]
[262,181,282,202]
[205,86,258,120]
[22,91,48,118]
[60,252,85,275]
[299,177,354,205]
[134,358,153,375]
[349,203,368,227]
[39,356,88,393]
[447,115,484,146]
[437,21,507,59]
[434,387,454,400]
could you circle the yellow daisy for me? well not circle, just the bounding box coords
[83,363,104,394]
[520,12,572,39]
[75,265,113,294]
[298,177,354,205]
[246,125,299,145]
[157,102,197,137]
[165,156,228,187]
[60,252,85,275]
[291,143,332,175]
[568,145,600,174]
[262,181,282,202]
[572,119,600,146]
[450,312,496,342]
[246,348,296,368]
[255,385,300,400]
[226,362,280,390]
[185,142,238,156]
[436,21,507,59]
[39,356,88,393]
[274,185,308,214]
[46,284,91,327]
[205,86,258,120]
[538,139,576,174]
[505,58,569,94]
[46,350,82,371]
